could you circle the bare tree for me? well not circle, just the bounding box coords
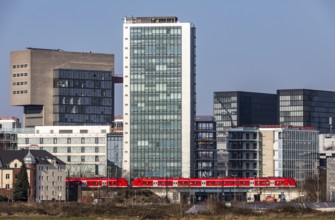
[303,172,327,202]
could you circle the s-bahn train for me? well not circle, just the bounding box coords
[66,177,129,188]
[132,177,296,188]
[66,177,296,188]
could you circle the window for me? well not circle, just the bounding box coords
[67,147,71,153]
[95,156,99,162]
[6,184,10,190]
[95,165,99,175]
[25,138,29,144]
[40,138,43,144]
[95,138,99,144]
[81,156,85,162]
[5,174,10,179]
[81,138,85,144]
[53,147,57,153]
[53,138,57,144]
[67,138,71,144]
[24,73,28,76]
[81,147,85,153]
[67,156,71,162]
[95,147,99,153]
[14,163,17,168]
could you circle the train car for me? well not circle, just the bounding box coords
[66,177,128,188]
[132,178,191,188]
[132,177,296,188]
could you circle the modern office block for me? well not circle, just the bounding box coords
[123,17,196,178]
[107,133,123,177]
[17,126,111,177]
[214,91,277,130]
[278,89,335,133]
[260,126,319,186]
[214,91,277,177]
[194,116,217,177]
[10,48,114,127]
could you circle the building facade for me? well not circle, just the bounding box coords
[0,150,66,202]
[0,117,21,150]
[123,17,196,178]
[260,126,319,185]
[10,48,115,127]
[227,127,262,178]
[194,116,217,177]
[214,91,278,130]
[278,89,335,133]
[17,126,110,177]
[213,91,277,177]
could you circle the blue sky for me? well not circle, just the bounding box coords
[1,0,335,120]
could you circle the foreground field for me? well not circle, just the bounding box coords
[1,202,335,220]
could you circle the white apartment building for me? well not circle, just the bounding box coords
[17,126,110,177]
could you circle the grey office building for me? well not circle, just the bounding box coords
[278,89,335,133]
[214,91,278,130]
[10,48,115,127]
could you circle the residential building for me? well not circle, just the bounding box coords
[17,126,110,177]
[194,116,217,177]
[10,48,115,127]
[123,16,196,178]
[227,127,261,178]
[0,117,21,130]
[278,89,335,133]
[0,117,21,150]
[0,149,66,202]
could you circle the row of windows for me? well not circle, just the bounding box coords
[38,186,63,192]
[66,155,100,162]
[13,64,28,69]
[13,90,28,94]
[38,166,64,171]
[13,73,28,77]
[53,146,100,153]
[26,137,100,144]
[38,175,63,181]
[13,81,28,86]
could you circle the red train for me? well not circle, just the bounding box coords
[132,177,296,188]
[67,177,128,188]
[66,177,296,188]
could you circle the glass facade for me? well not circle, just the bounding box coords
[194,116,217,177]
[214,91,277,130]
[281,129,319,185]
[53,69,114,125]
[278,89,335,133]
[129,26,183,178]
[107,134,123,177]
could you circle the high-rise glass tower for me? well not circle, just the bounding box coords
[123,17,196,178]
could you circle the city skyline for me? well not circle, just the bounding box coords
[1,0,335,121]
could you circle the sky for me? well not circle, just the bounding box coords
[1,0,335,121]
